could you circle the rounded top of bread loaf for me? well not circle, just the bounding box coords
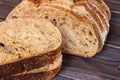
[0,18,61,64]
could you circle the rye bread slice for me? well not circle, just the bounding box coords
[7,0,99,57]
[1,51,62,80]
[0,18,61,77]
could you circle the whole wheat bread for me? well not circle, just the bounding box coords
[0,18,61,77]
[7,0,99,57]
[35,0,110,51]
[43,0,109,51]
[6,0,109,52]
[6,0,110,57]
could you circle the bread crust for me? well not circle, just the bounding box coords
[0,66,61,80]
[0,47,60,77]
[96,0,111,20]
[87,0,110,32]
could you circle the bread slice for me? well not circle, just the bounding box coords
[7,0,99,57]
[0,18,62,77]
[1,51,62,80]
[39,6,100,57]
[71,1,107,51]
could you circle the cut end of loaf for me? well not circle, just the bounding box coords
[0,18,61,64]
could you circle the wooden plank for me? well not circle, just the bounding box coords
[54,75,73,80]
[59,66,115,80]
[62,54,120,79]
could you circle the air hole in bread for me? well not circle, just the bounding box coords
[85,43,88,47]
[18,54,22,58]
[51,19,57,26]
[12,16,18,19]
[36,4,40,8]
[89,31,93,36]
[73,0,78,3]
[86,14,89,16]
[0,42,5,47]
[12,42,16,44]
[20,47,25,51]
[53,19,56,21]
[45,16,48,19]
[15,48,18,51]
[29,50,31,53]
[85,52,88,54]
[95,39,97,42]
[93,42,96,45]
[89,40,92,43]
[62,17,66,20]
[106,10,109,14]
[41,30,45,34]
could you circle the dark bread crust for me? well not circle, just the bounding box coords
[0,66,60,80]
[0,48,60,78]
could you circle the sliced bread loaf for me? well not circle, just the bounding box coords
[6,0,110,57]
[0,18,62,77]
[7,0,99,57]
[34,0,110,51]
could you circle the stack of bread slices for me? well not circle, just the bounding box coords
[0,0,110,80]
[0,19,62,80]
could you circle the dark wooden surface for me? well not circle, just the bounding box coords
[0,0,120,80]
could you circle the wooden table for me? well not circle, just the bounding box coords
[0,0,120,80]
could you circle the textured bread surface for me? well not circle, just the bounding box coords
[30,0,110,51]
[37,0,110,51]
[6,0,99,57]
[86,0,110,33]
[0,18,61,77]
[6,0,111,57]
[1,51,62,80]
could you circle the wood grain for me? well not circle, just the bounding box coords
[0,0,120,80]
